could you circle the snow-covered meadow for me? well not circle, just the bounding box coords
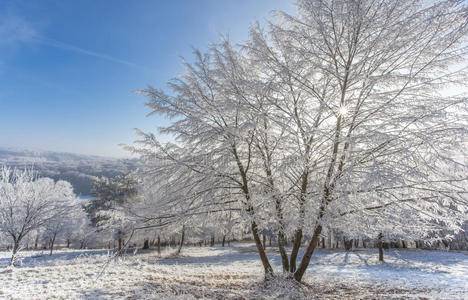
[1,0,468,299]
[1,243,466,299]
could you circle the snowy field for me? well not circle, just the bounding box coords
[0,243,466,299]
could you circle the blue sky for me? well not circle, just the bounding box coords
[0,0,295,157]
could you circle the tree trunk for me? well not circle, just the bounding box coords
[10,239,20,266]
[290,168,309,273]
[157,235,161,256]
[233,149,274,278]
[210,233,215,247]
[49,233,56,256]
[289,229,303,272]
[293,225,322,282]
[34,235,39,250]
[143,239,149,249]
[118,231,123,256]
[251,221,274,277]
[67,238,70,248]
[344,238,353,251]
[258,130,290,274]
[176,225,185,255]
[222,235,226,247]
[378,233,384,262]
[441,240,449,249]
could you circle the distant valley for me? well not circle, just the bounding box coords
[0,148,139,196]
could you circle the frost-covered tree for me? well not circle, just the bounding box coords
[86,174,139,254]
[61,202,91,248]
[74,216,98,249]
[0,166,75,265]
[129,42,277,274]
[130,0,468,282]
[265,0,468,281]
[41,186,80,255]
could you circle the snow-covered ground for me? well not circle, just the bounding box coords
[0,243,466,299]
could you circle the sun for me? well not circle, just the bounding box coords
[338,105,349,116]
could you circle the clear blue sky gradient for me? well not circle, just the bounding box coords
[0,0,295,157]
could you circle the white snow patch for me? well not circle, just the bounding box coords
[0,244,466,299]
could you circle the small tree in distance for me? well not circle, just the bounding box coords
[41,184,81,255]
[86,174,139,255]
[0,166,75,265]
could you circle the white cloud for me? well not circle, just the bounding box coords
[0,13,150,71]
[0,14,37,47]
[32,36,151,71]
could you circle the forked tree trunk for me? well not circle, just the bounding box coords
[271,192,289,272]
[259,118,290,274]
[233,144,274,278]
[378,233,384,262]
[276,223,289,272]
[290,169,309,273]
[9,231,27,266]
[10,240,20,266]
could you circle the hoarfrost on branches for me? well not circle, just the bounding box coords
[128,0,468,281]
[0,166,76,265]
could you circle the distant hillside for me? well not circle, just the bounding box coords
[0,148,139,196]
